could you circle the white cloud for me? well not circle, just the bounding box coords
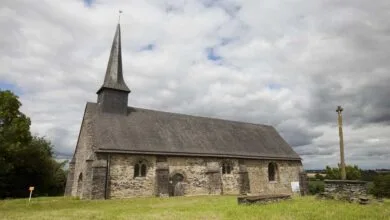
[1,0,389,169]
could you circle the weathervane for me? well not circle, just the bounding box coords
[118,10,123,23]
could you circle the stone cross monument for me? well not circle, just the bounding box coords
[336,106,346,180]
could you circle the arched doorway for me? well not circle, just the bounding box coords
[77,173,83,198]
[169,173,185,196]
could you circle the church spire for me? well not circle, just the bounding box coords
[97,23,130,94]
[96,22,130,115]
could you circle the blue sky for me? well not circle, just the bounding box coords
[84,0,94,7]
[0,81,22,95]
[1,0,390,169]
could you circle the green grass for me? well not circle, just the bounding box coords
[0,195,389,220]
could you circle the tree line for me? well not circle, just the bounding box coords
[308,164,390,198]
[0,90,67,198]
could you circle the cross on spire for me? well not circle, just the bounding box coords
[118,10,123,23]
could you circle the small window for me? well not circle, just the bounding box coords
[141,164,146,176]
[222,162,232,174]
[134,164,140,177]
[134,160,147,177]
[268,162,277,182]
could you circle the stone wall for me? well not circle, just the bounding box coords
[103,154,302,199]
[109,154,156,198]
[64,161,75,196]
[67,107,97,199]
[322,180,368,201]
[246,160,302,195]
[168,157,210,195]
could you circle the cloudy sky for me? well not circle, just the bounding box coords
[1,0,389,169]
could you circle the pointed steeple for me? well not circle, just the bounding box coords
[96,23,130,115]
[97,23,130,94]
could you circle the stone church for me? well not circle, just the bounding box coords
[64,23,303,199]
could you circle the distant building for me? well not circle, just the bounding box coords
[64,23,303,199]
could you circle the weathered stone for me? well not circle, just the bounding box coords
[64,161,75,196]
[68,152,302,199]
[318,180,369,203]
[155,164,169,196]
[174,182,185,196]
[238,171,250,195]
[358,196,370,205]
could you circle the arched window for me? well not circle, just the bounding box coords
[134,160,147,177]
[222,161,232,174]
[268,162,277,181]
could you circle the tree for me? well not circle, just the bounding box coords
[0,90,32,172]
[325,165,362,180]
[315,173,324,181]
[361,170,379,181]
[0,90,67,198]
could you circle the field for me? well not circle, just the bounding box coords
[0,195,389,220]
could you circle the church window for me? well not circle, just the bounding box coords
[268,162,277,182]
[222,161,232,174]
[141,164,146,176]
[134,160,147,177]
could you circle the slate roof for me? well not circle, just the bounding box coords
[85,103,301,160]
[96,24,130,94]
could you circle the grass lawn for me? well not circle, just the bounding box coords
[0,195,389,220]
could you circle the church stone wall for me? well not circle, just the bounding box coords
[168,157,210,195]
[221,160,241,195]
[104,154,302,199]
[69,111,97,199]
[109,154,157,198]
[246,160,302,195]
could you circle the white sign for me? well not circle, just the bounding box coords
[28,186,35,202]
[291,182,300,193]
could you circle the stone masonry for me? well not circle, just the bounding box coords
[68,153,302,199]
[320,180,369,202]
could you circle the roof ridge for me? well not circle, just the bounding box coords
[131,105,274,128]
[86,102,274,128]
[85,102,301,160]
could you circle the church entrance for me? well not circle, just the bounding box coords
[169,173,185,196]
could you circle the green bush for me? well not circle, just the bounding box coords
[324,165,361,180]
[309,181,324,195]
[315,173,325,181]
[371,174,390,198]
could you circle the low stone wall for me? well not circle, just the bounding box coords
[319,180,368,203]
